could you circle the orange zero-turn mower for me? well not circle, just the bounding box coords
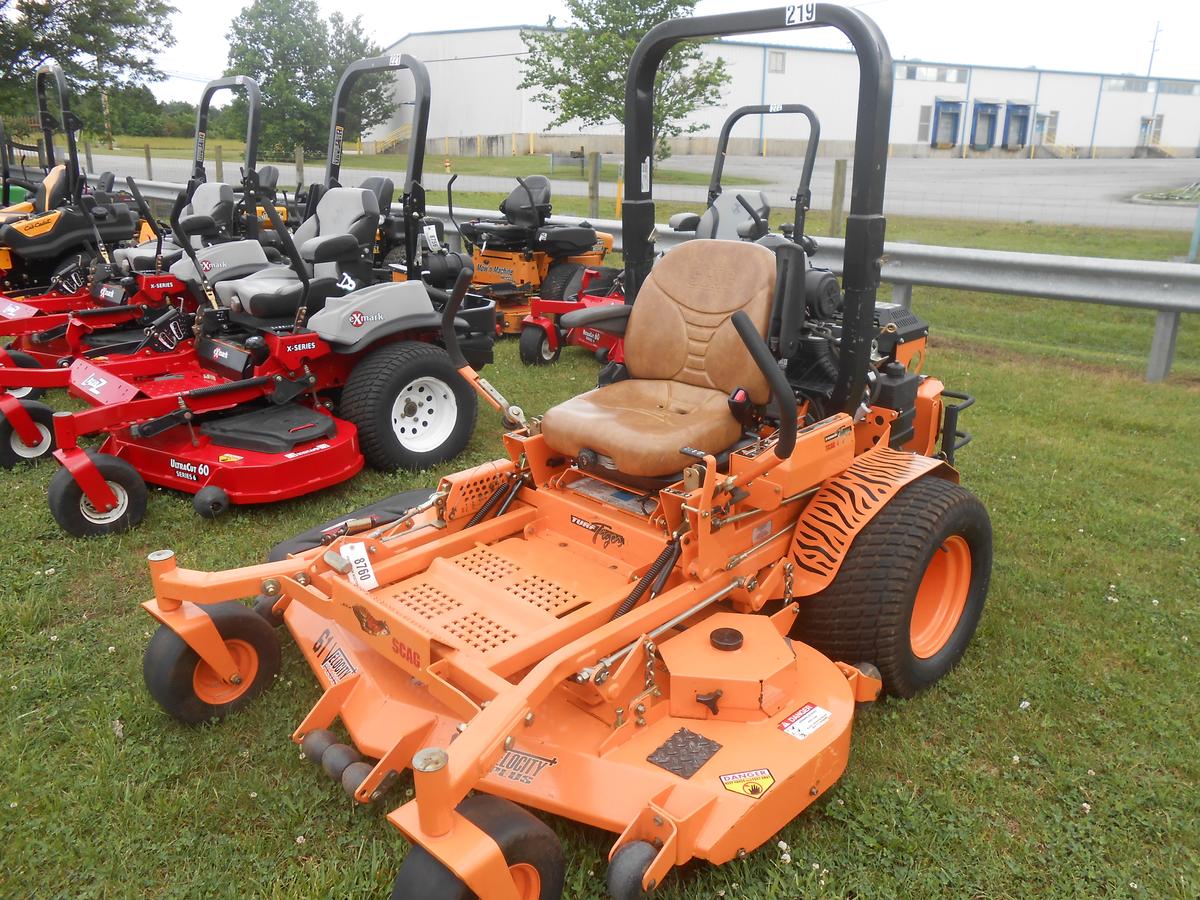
[139,6,990,898]
[445,173,618,335]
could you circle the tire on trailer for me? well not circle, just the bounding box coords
[1,348,46,401]
[340,341,477,471]
[792,476,992,698]
[0,399,56,466]
[391,794,565,900]
[47,451,148,537]
[519,324,560,366]
[538,262,584,300]
[143,601,281,724]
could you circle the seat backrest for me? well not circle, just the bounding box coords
[695,190,770,241]
[32,165,68,212]
[499,175,551,228]
[186,182,236,229]
[258,165,280,197]
[359,176,395,215]
[623,239,776,403]
[293,186,379,248]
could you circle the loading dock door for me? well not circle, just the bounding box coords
[971,102,1000,150]
[931,99,962,147]
[1003,104,1030,148]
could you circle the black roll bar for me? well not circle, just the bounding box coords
[623,4,892,415]
[710,103,820,237]
[318,54,432,271]
[189,76,263,239]
[35,65,82,201]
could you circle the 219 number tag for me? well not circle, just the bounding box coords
[785,4,817,26]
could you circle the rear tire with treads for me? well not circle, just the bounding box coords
[792,476,992,697]
[341,341,476,471]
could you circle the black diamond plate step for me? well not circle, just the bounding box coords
[646,727,722,779]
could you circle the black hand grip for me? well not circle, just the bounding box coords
[731,310,796,460]
[440,268,472,369]
[168,190,190,248]
[735,193,766,236]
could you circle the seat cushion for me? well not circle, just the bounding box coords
[535,225,596,256]
[459,220,533,249]
[541,379,741,478]
[215,267,303,318]
[113,240,184,272]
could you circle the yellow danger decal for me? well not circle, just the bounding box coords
[218,454,243,463]
[719,768,775,799]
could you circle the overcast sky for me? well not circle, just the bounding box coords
[152,0,1200,103]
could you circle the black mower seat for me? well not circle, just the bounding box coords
[498,174,551,228]
[359,176,395,215]
[535,225,597,256]
[458,220,534,248]
[540,239,776,479]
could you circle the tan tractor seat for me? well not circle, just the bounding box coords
[540,239,777,478]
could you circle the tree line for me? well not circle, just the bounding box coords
[1,0,723,161]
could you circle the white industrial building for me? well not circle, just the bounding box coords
[368,26,1200,159]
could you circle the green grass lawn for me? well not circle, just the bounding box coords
[96,136,741,186]
[0,217,1197,896]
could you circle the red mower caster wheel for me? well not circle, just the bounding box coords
[0,399,56,467]
[193,485,230,519]
[392,794,565,900]
[301,728,338,763]
[608,841,658,899]
[0,349,46,401]
[143,601,281,724]
[48,452,147,537]
[321,743,363,781]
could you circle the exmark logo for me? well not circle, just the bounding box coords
[348,310,385,328]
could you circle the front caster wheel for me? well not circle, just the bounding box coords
[0,399,56,466]
[392,795,565,900]
[143,601,281,724]
[607,841,658,899]
[48,452,147,537]
[0,349,46,401]
[519,325,560,366]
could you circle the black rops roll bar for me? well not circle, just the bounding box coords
[189,76,263,238]
[35,65,83,201]
[317,55,432,268]
[710,103,820,237]
[623,4,892,416]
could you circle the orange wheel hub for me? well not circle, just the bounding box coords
[508,862,541,900]
[910,535,971,658]
[192,639,258,705]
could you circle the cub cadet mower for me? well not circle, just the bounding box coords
[0,66,139,298]
[448,174,618,334]
[519,102,822,367]
[138,7,989,898]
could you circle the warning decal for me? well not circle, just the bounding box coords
[719,768,775,799]
[778,702,831,741]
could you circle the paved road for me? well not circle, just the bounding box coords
[89,152,1200,231]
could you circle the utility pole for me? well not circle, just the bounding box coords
[1146,20,1162,78]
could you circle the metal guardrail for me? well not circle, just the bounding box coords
[129,182,1197,382]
